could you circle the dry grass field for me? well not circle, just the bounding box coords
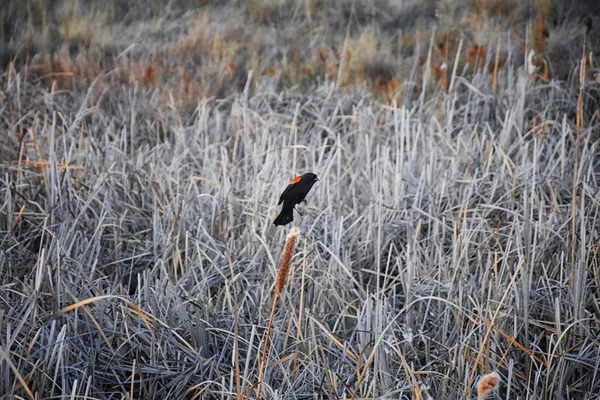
[1,0,599,399]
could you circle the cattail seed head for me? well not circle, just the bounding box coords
[477,371,501,400]
[276,227,299,294]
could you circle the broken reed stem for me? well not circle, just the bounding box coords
[254,227,300,399]
[440,32,448,92]
[571,41,585,266]
[440,63,447,92]
[492,38,501,91]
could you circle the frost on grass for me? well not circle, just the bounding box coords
[1,52,599,398]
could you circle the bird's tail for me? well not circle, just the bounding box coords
[273,204,294,226]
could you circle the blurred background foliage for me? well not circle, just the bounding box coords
[1,0,599,104]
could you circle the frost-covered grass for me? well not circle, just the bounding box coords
[1,2,600,399]
[2,52,599,398]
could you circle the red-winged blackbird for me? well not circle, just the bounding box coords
[273,172,319,226]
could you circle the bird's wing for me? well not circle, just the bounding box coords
[278,176,302,205]
[278,184,292,205]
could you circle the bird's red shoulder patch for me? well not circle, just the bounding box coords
[290,176,302,184]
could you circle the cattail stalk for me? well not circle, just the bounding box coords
[253,227,300,399]
[570,38,585,328]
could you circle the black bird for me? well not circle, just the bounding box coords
[273,172,319,226]
[583,16,592,35]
